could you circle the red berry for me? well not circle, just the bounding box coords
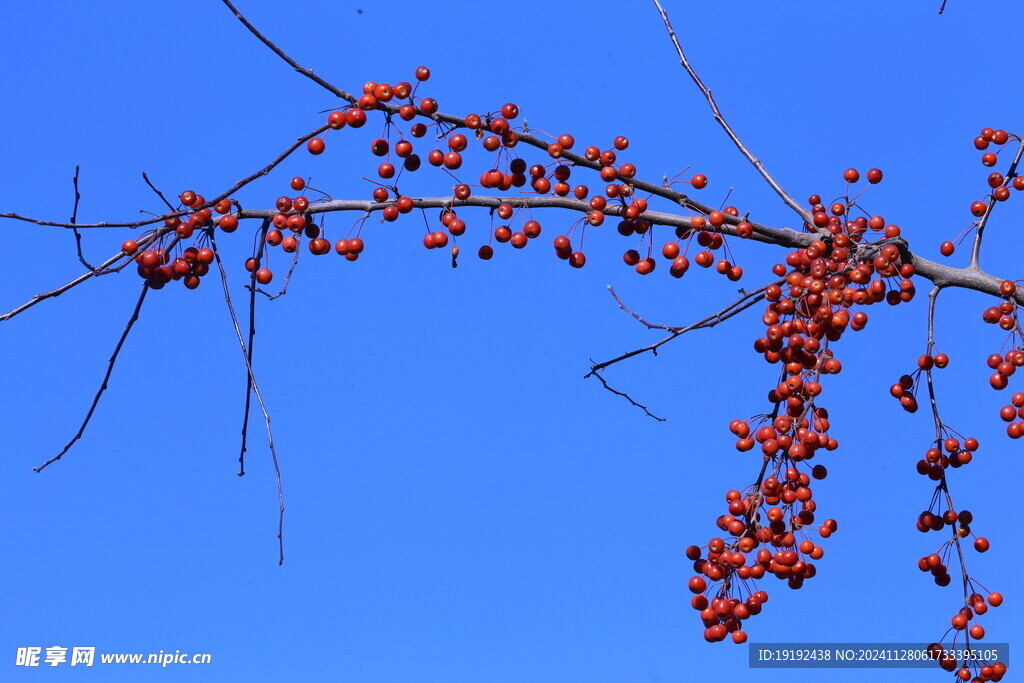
[307,138,325,155]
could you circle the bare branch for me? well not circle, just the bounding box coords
[587,280,780,375]
[211,232,285,565]
[239,196,808,248]
[34,283,150,472]
[0,125,327,231]
[651,0,812,226]
[220,0,354,102]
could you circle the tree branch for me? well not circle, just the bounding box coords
[651,0,813,226]
[220,0,355,102]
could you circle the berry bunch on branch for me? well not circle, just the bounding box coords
[1,0,1014,677]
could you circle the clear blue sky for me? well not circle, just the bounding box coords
[1,1,1021,681]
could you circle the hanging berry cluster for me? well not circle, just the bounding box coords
[685,179,916,643]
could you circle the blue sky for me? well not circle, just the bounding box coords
[1,1,1021,681]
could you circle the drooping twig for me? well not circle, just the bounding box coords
[651,0,812,226]
[924,285,945,441]
[247,246,300,300]
[238,221,271,475]
[589,365,666,421]
[921,285,975,616]
[211,232,285,565]
[34,283,150,472]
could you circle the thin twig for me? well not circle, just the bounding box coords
[921,285,975,624]
[211,232,285,565]
[220,0,355,101]
[968,139,1024,269]
[247,246,300,300]
[142,172,178,212]
[34,283,150,472]
[68,165,98,272]
[0,125,327,230]
[607,286,679,330]
[651,0,812,226]
[238,221,271,475]
[587,280,780,376]
[589,365,666,421]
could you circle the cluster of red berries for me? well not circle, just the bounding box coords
[928,637,1006,680]
[889,352,950,414]
[977,279,1024,438]
[296,66,750,276]
[686,175,916,643]
[914,435,980,481]
[119,66,759,287]
[121,191,239,290]
[939,128,1022,257]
